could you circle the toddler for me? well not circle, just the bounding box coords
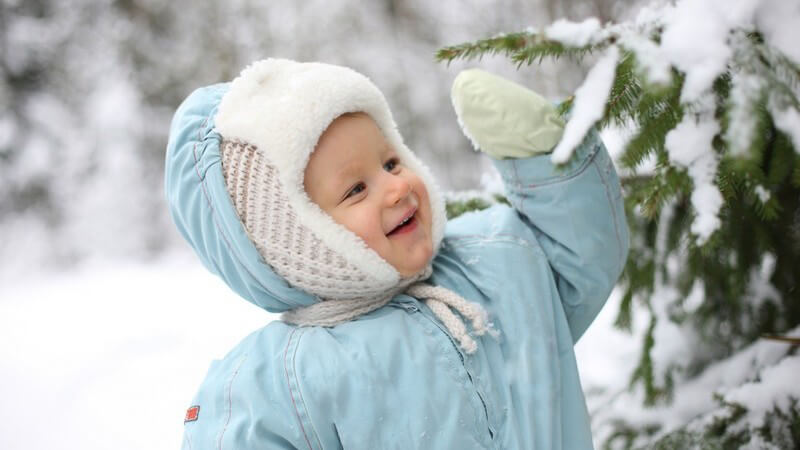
[165,59,628,449]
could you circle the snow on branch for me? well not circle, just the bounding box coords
[550,46,619,164]
[524,0,798,243]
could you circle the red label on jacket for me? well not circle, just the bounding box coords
[184,405,200,423]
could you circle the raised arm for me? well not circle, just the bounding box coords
[452,69,629,342]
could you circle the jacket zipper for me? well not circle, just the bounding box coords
[392,302,495,440]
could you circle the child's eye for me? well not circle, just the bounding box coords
[383,157,400,173]
[345,182,366,199]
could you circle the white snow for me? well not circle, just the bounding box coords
[443,189,503,205]
[657,0,770,103]
[659,1,733,103]
[599,121,638,164]
[755,0,800,65]
[746,253,780,309]
[665,113,718,168]
[575,287,647,395]
[682,279,705,313]
[544,17,603,47]
[633,4,669,31]
[665,114,723,244]
[724,354,800,427]
[619,0,799,123]
[620,34,671,86]
[768,98,800,153]
[551,46,619,164]
[582,310,800,446]
[689,184,724,244]
[0,255,275,450]
[754,185,771,203]
[727,71,765,156]
[479,160,506,196]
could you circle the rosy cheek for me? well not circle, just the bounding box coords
[346,212,380,246]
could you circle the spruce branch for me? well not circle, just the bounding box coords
[629,316,674,406]
[436,32,532,64]
[556,95,574,117]
[614,289,635,332]
[760,334,800,345]
[792,164,800,188]
[599,50,642,128]
[435,30,607,67]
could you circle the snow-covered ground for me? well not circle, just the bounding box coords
[0,255,276,450]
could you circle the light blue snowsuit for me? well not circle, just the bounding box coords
[166,83,629,449]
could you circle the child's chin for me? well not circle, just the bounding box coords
[397,246,434,277]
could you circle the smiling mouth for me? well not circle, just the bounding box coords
[387,210,418,236]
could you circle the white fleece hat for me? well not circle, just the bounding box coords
[215,59,448,312]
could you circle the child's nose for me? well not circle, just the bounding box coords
[385,175,412,205]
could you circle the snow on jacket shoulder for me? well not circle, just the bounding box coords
[168,84,629,450]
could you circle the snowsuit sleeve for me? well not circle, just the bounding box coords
[490,129,629,342]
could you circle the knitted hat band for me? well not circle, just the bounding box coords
[221,139,406,300]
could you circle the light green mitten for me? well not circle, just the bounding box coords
[451,69,565,159]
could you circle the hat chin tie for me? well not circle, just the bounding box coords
[406,283,498,354]
[282,268,498,355]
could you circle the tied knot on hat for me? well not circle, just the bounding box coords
[215,58,497,354]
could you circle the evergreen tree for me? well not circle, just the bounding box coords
[437,1,800,447]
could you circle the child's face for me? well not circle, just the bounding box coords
[304,113,434,277]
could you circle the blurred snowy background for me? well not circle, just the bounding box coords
[0,0,647,449]
[0,0,641,275]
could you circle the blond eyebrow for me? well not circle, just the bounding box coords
[335,144,393,179]
[336,158,362,178]
[315,158,359,204]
